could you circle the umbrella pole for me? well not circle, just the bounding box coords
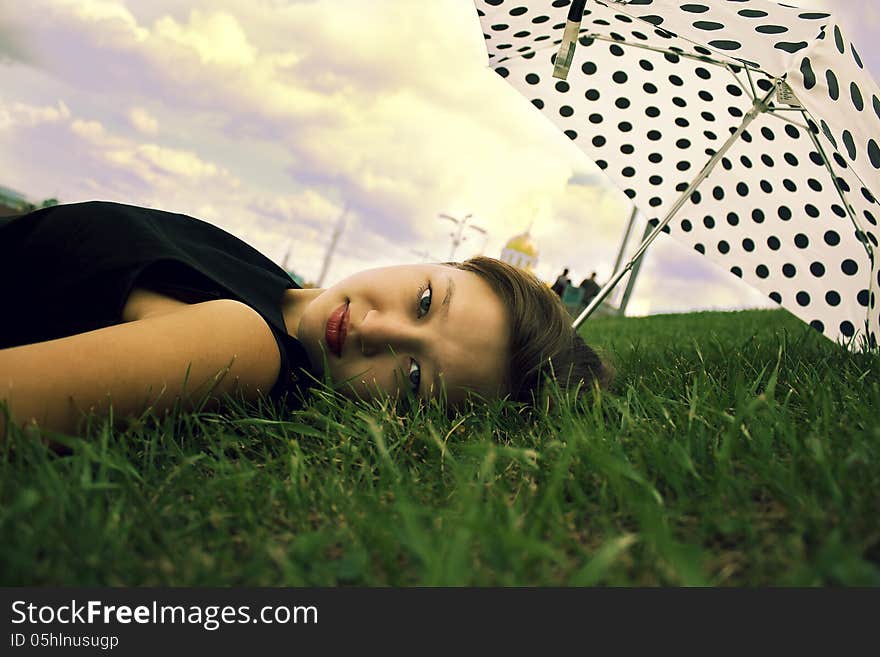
[572,84,778,331]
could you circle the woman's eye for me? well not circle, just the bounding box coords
[408,358,421,392]
[417,284,432,318]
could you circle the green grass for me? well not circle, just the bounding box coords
[2,308,878,585]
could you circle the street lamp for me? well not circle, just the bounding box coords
[438,212,487,261]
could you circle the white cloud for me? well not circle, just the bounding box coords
[153,10,256,68]
[0,99,70,129]
[128,106,158,135]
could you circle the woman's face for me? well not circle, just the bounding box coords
[296,264,510,407]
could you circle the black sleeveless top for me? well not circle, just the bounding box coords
[0,201,315,407]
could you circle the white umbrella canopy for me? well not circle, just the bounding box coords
[474,0,880,349]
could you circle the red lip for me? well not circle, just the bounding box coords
[325,301,349,357]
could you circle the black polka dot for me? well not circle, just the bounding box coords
[621,144,635,155]
[648,152,663,163]
[778,206,792,221]
[709,39,741,50]
[681,219,692,232]
[592,135,605,147]
[618,121,632,132]
[757,25,788,35]
[727,213,740,226]
[531,98,544,109]
[858,289,870,307]
[769,292,782,304]
[612,71,628,84]
[785,124,800,139]
[796,291,810,306]
[826,70,840,100]
[767,236,781,250]
[826,290,841,306]
[718,240,730,254]
[609,44,624,57]
[646,106,660,118]
[782,263,796,278]
[736,182,749,197]
[742,238,754,251]
[810,261,825,277]
[869,140,880,169]
[842,131,857,160]
[643,82,658,94]
[731,266,743,278]
[852,45,864,69]
[647,129,661,140]
[525,73,540,85]
[777,41,808,53]
[851,82,865,111]
[564,129,577,140]
[824,230,841,246]
[559,105,574,117]
[756,265,769,278]
[810,320,825,333]
[703,215,715,229]
[805,204,819,218]
[585,89,600,101]
[639,59,654,71]
[834,26,845,54]
[841,259,859,275]
[589,113,603,124]
[695,243,705,254]
[840,321,855,338]
[752,209,765,223]
[801,57,816,89]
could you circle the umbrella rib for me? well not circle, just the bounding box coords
[579,32,756,74]
[763,108,810,131]
[572,83,779,331]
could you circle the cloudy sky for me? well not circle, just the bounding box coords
[1,0,877,316]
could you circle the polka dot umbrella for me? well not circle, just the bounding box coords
[474,0,880,349]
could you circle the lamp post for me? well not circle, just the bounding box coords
[438,212,487,261]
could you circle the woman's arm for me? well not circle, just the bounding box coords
[0,299,281,442]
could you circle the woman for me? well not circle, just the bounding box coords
[0,201,611,441]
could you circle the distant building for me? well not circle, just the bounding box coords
[500,225,539,272]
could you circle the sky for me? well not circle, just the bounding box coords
[1,0,877,316]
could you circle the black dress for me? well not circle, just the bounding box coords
[0,201,315,408]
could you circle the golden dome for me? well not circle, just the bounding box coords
[504,231,538,257]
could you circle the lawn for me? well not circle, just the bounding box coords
[1,308,878,585]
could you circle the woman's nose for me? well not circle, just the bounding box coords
[357,310,417,357]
